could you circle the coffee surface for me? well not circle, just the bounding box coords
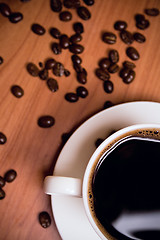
[91,137,160,240]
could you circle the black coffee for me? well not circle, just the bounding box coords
[89,130,160,240]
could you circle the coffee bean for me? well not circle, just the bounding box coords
[120,30,134,44]
[83,0,94,6]
[99,58,110,70]
[121,69,136,84]
[103,80,114,93]
[59,11,72,21]
[95,68,110,81]
[71,54,82,64]
[136,19,150,30]
[59,34,70,49]
[126,47,140,61]
[95,138,104,148]
[120,67,130,78]
[65,93,79,102]
[38,116,55,128]
[103,100,114,109]
[76,86,88,98]
[45,58,56,69]
[69,44,84,54]
[9,12,23,23]
[31,23,46,35]
[50,0,62,12]
[77,6,91,20]
[102,32,117,44]
[4,169,17,183]
[47,78,58,92]
[39,69,48,80]
[73,62,83,73]
[26,63,39,77]
[73,22,84,34]
[0,3,11,17]
[0,132,7,145]
[39,62,43,68]
[145,8,159,16]
[11,85,24,98]
[70,33,82,44]
[64,69,70,77]
[114,20,127,31]
[77,72,87,84]
[0,56,3,65]
[49,27,61,39]
[82,68,87,76]
[51,42,62,55]
[0,176,5,188]
[0,188,5,200]
[39,211,51,228]
[108,63,119,74]
[63,0,80,9]
[133,32,146,43]
[135,14,146,23]
[20,0,31,2]
[52,62,64,76]
[109,50,119,63]
[123,61,136,69]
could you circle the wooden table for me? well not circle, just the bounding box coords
[0,0,159,239]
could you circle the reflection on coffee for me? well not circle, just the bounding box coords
[88,129,160,240]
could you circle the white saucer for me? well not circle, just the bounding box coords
[51,101,160,240]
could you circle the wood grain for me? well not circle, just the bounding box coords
[0,0,159,239]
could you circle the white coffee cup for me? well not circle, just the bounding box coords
[44,123,160,240]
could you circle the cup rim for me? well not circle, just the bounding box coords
[82,123,160,240]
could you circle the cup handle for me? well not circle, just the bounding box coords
[44,176,82,197]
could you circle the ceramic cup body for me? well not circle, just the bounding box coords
[44,123,160,240]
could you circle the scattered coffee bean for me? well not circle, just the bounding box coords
[103,100,114,109]
[133,32,146,43]
[108,63,119,74]
[144,8,159,16]
[114,20,127,31]
[136,19,150,30]
[120,67,130,78]
[0,132,7,145]
[39,69,48,80]
[109,50,119,63]
[59,11,72,21]
[31,23,46,35]
[126,47,140,60]
[73,62,83,73]
[59,34,70,49]
[26,63,39,77]
[69,44,84,54]
[63,0,80,9]
[82,68,87,76]
[120,30,134,44]
[39,62,43,68]
[45,58,56,69]
[0,56,3,65]
[102,32,117,44]
[73,22,84,34]
[51,42,62,55]
[9,12,23,23]
[95,68,110,81]
[95,138,104,148]
[0,188,5,200]
[49,27,61,39]
[120,67,136,84]
[47,78,58,92]
[4,169,17,183]
[50,0,62,12]
[20,0,31,2]
[71,54,82,64]
[76,86,88,98]
[52,62,64,76]
[65,93,79,102]
[64,69,70,77]
[135,14,146,23]
[11,85,24,98]
[0,176,5,188]
[38,116,55,128]
[123,61,136,69]
[99,58,110,70]
[70,33,82,44]
[39,211,51,228]
[83,0,94,6]
[103,80,114,93]
[0,3,11,17]
[77,71,87,84]
[77,6,91,20]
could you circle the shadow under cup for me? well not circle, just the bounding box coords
[86,127,160,240]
